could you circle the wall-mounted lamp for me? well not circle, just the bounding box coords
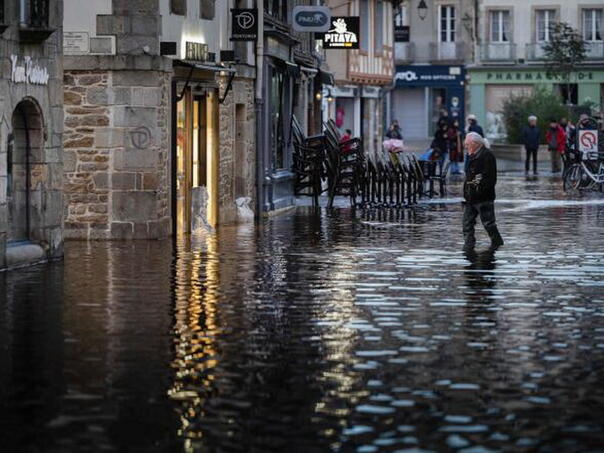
[316,92,322,101]
[417,0,428,21]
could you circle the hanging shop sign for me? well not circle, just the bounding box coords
[231,8,258,41]
[10,55,49,85]
[394,25,410,42]
[321,17,360,49]
[186,41,209,62]
[292,6,331,32]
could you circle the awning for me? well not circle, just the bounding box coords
[174,59,236,74]
[319,70,335,86]
[300,65,319,75]
[284,60,300,77]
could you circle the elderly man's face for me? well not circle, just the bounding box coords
[464,136,479,153]
[529,119,537,126]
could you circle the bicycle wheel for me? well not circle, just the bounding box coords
[564,164,582,191]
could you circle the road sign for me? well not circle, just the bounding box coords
[292,6,331,32]
[579,129,598,159]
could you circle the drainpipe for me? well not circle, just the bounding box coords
[255,0,265,219]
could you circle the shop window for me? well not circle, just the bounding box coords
[200,0,215,20]
[270,66,286,170]
[490,10,510,43]
[582,9,603,42]
[536,9,555,42]
[375,1,384,52]
[360,0,369,51]
[439,5,456,42]
[171,0,187,15]
[557,84,578,106]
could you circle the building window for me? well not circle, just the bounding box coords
[20,0,49,28]
[490,10,510,42]
[170,0,187,15]
[360,0,369,51]
[375,1,384,52]
[557,83,578,105]
[265,0,287,22]
[200,0,215,20]
[583,9,603,41]
[439,5,456,42]
[1,0,4,24]
[270,66,286,170]
[536,9,555,42]
[394,3,407,27]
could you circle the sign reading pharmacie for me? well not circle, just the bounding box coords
[10,55,50,85]
[321,17,360,49]
[292,6,331,32]
[231,8,258,41]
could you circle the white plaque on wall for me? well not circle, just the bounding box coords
[64,32,90,54]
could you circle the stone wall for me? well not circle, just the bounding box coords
[218,75,256,224]
[0,0,64,268]
[63,56,172,239]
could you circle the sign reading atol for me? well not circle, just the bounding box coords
[11,55,49,85]
[321,17,360,49]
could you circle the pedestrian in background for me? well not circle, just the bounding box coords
[448,120,463,174]
[386,119,403,139]
[466,114,484,137]
[546,118,566,173]
[521,115,541,175]
[560,117,576,150]
[463,132,503,251]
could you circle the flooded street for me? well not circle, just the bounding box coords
[2,175,604,452]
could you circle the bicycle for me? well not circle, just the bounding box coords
[563,117,604,193]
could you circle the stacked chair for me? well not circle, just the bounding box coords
[291,117,448,209]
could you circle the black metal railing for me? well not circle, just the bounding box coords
[20,0,49,28]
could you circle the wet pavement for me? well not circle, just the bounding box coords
[1,174,604,452]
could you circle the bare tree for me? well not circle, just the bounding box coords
[542,22,587,109]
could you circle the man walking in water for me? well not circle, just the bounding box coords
[462,132,504,251]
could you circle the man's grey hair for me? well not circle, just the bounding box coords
[466,131,490,149]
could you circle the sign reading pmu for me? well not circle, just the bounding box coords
[321,17,360,49]
[231,8,258,41]
[292,6,331,32]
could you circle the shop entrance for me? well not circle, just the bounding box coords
[8,99,44,242]
[175,87,219,234]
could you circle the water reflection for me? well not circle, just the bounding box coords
[1,177,604,452]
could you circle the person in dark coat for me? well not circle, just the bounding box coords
[521,115,541,175]
[463,132,503,251]
[466,114,484,137]
[386,120,403,139]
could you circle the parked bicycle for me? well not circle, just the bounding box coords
[563,116,604,193]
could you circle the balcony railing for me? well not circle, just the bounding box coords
[19,0,54,42]
[480,43,516,62]
[394,42,415,62]
[429,42,466,62]
[585,41,604,60]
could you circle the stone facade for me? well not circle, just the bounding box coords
[63,58,172,239]
[218,75,256,224]
[0,0,64,269]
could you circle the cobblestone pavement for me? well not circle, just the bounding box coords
[1,175,604,452]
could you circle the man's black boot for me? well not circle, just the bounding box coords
[487,227,504,249]
[463,234,476,251]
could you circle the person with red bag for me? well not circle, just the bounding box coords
[545,118,566,173]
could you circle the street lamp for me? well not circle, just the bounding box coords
[417,0,428,21]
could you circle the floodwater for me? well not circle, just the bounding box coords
[1,175,604,452]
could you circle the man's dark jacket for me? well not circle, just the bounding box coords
[464,147,497,204]
[521,125,540,149]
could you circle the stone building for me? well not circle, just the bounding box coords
[0,0,64,269]
[62,0,256,239]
